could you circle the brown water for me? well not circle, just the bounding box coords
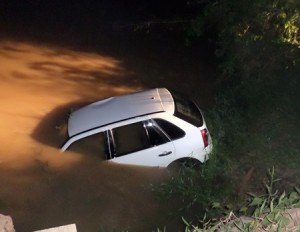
[0,39,184,231]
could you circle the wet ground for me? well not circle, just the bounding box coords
[0,29,216,232]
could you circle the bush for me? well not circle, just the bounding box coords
[155,0,300,227]
[189,0,300,166]
[153,152,233,222]
[182,168,300,232]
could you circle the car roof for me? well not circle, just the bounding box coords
[68,88,175,137]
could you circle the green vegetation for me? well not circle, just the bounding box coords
[182,168,300,231]
[154,0,300,229]
[154,159,232,215]
[193,0,300,166]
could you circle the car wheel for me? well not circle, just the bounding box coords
[168,158,202,171]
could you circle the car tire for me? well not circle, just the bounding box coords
[168,158,202,171]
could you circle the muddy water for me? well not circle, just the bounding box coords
[0,40,180,231]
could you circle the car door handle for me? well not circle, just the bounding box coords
[158,151,172,157]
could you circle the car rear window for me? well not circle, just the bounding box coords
[170,91,203,127]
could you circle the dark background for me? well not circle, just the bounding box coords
[0,0,215,74]
[0,0,203,38]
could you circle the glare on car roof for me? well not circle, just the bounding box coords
[67,88,175,137]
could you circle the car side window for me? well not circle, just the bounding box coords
[153,119,185,140]
[113,122,151,157]
[144,120,170,146]
[68,132,105,158]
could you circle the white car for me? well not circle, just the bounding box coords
[61,88,212,167]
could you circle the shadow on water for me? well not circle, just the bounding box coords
[31,101,92,149]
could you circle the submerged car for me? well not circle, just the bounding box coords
[61,88,212,167]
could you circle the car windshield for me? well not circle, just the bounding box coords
[171,91,203,127]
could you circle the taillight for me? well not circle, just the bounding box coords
[201,128,209,148]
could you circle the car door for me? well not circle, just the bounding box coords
[110,120,176,167]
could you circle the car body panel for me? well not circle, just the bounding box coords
[149,113,210,164]
[111,141,176,167]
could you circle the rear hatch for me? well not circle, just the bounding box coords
[170,91,212,148]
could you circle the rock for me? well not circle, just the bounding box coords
[0,214,15,232]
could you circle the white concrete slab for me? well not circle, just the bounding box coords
[33,224,77,232]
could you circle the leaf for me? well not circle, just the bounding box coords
[280,215,290,227]
[274,210,281,220]
[225,203,233,210]
[265,183,271,195]
[295,201,300,208]
[250,197,263,206]
[233,221,245,232]
[268,167,274,177]
[202,213,207,222]
[289,191,298,202]
[239,206,248,214]
[270,198,274,212]
[211,202,222,209]
[182,217,190,227]
[259,199,267,214]
[273,178,282,183]
[278,192,286,205]
[247,192,257,197]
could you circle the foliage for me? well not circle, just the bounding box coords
[189,0,300,166]
[155,0,300,229]
[182,167,300,231]
[188,0,300,99]
[190,0,300,72]
[153,154,233,221]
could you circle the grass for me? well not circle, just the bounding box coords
[152,63,300,229]
[153,152,234,222]
[153,1,300,228]
[182,168,300,232]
